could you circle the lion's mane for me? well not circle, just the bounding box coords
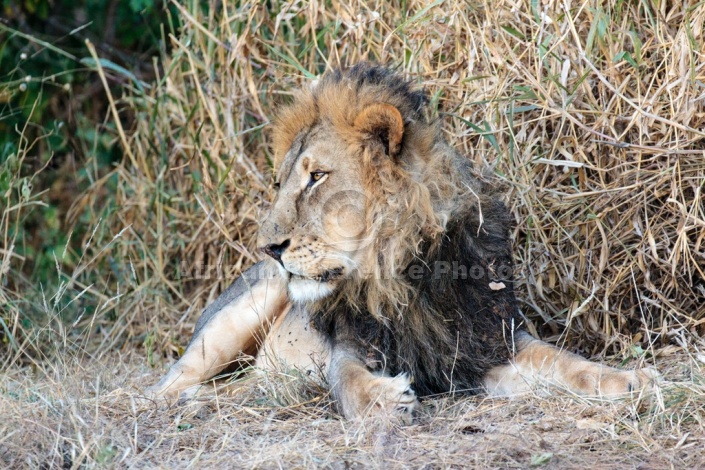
[272,64,523,395]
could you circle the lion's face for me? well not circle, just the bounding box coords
[259,67,445,307]
[258,123,370,303]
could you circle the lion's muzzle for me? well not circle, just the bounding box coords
[262,239,290,263]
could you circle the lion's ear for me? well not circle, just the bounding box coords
[354,103,404,158]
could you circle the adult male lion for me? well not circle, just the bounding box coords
[148,64,656,420]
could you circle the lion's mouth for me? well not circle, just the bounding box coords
[318,267,344,282]
[288,267,344,283]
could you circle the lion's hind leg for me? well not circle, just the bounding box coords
[483,331,659,398]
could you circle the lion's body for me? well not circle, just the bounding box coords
[148,64,656,419]
[313,204,521,396]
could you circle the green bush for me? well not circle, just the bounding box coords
[0,0,174,355]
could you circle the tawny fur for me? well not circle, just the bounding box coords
[149,64,657,419]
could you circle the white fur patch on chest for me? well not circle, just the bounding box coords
[288,279,335,303]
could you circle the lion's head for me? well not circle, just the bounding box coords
[258,64,471,312]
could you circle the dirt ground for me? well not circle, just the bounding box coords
[2,347,703,469]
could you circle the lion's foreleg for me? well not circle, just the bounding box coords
[147,261,289,400]
[328,344,418,422]
[483,331,658,398]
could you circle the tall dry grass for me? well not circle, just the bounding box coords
[85,0,705,355]
[1,0,705,467]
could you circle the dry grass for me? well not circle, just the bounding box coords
[1,351,705,467]
[2,0,705,467]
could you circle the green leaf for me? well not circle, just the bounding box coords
[630,344,646,358]
[507,104,540,114]
[530,452,553,466]
[585,7,608,57]
[391,0,444,34]
[129,0,153,13]
[630,29,642,64]
[513,85,538,100]
[20,177,32,200]
[531,0,541,22]
[80,57,146,94]
[262,45,317,79]
[502,25,526,40]
[614,51,637,68]
[456,118,501,155]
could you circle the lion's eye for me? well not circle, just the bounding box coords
[307,171,327,189]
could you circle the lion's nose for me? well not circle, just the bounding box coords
[262,239,290,262]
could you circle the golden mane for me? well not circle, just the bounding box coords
[270,64,479,320]
[271,64,435,171]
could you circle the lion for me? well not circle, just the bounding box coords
[147,64,657,420]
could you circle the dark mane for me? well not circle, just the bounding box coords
[313,194,522,396]
[321,63,429,122]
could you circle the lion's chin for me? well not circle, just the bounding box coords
[288,278,336,303]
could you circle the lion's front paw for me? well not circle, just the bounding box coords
[343,372,418,423]
[597,366,661,397]
[144,382,178,404]
[143,383,177,402]
[369,373,418,415]
[143,366,202,404]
